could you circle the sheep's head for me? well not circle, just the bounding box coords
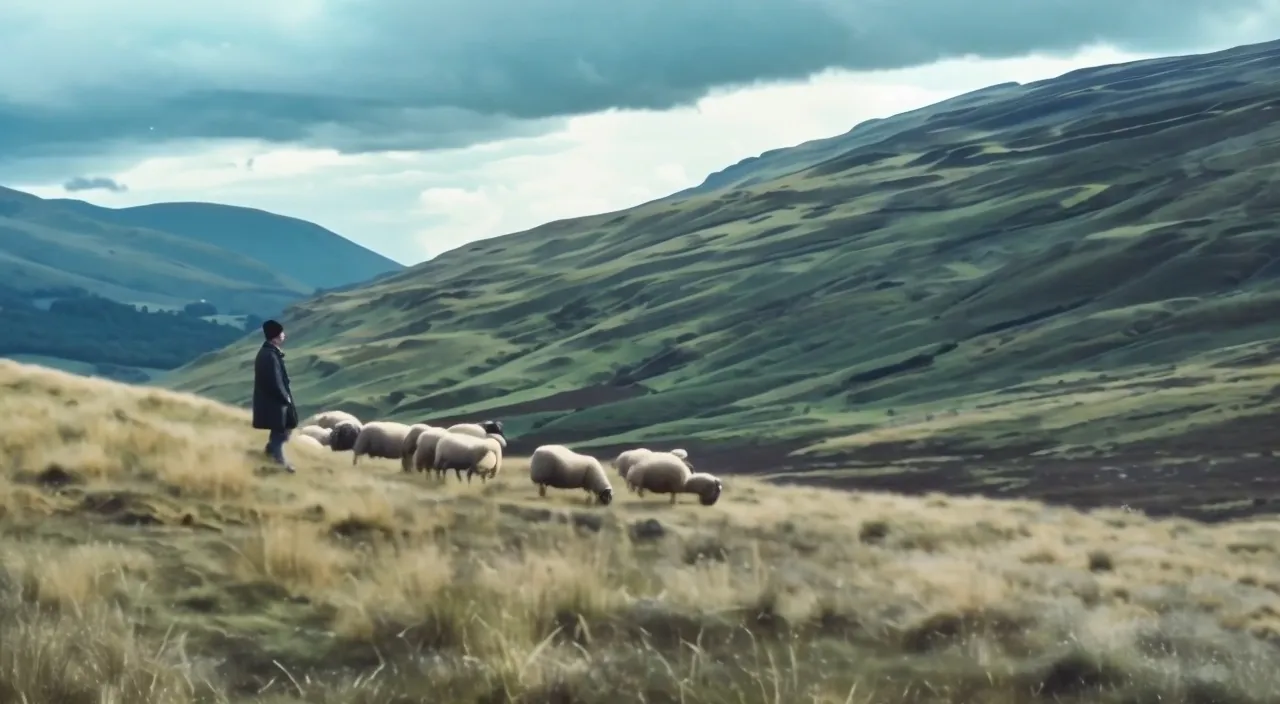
[597,487,614,505]
[698,477,723,506]
[481,419,505,436]
[330,422,360,452]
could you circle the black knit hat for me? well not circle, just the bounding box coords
[262,319,284,340]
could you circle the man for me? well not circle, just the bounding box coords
[252,319,298,473]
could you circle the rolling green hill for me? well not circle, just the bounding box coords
[167,37,1280,509]
[50,199,404,290]
[0,186,399,383]
[0,186,311,313]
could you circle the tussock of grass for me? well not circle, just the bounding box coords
[2,357,1280,702]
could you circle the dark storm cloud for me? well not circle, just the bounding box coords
[0,0,1274,158]
[62,176,128,192]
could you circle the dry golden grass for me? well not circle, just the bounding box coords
[2,357,1280,703]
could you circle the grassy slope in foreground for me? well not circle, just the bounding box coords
[50,199,405,291]
[170,39,1280,467]
[0,186,310,314]
[4,358,1280,703]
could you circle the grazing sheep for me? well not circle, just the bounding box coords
[614,447,691,483]
[351,421,412,465]
[445,420,504,439]
[627,451,695,504]
[680,472,724,506]
[412,427,451,474]
[529,444,613,505]
[613,448,650,481]
[298,425,332,446]
[400,423,436,472]
[293,434,324,450]
[329,420,363,452]
[304,410,360,429]
[432,432,506,482]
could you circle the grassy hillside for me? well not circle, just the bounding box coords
[51,199,405,290]
[3,358,1280,702]
[170,38,1280,503]
[673,81,1024,197]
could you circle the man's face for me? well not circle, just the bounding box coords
[277,331,287,345]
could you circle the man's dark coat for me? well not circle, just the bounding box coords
[252,341,297,431]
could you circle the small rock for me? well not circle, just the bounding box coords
[629,518,666,541]
[570,512,604,533]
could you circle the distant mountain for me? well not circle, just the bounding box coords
[50,199,403,290]
[0,186,309,314]
[0,186,399,383]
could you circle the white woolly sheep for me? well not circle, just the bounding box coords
[412,427,451,474]
[304,410,360,429]
[298,425,332,446]
[328,419,364,452]
[432,431,506,483]
[627,451,695,504]
[614,447,690,482]
[400,423,435,472]
[529,444,614,505]
[351,421,412,465]
[445,420,505,439]
[679,472,724,506]
[293,433,324,450]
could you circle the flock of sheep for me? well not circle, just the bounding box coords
[293,410,724,506]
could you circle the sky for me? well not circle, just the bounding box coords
[6,1,1280,265]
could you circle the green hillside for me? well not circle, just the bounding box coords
[168,38,1280,513]
[672,81,1024,197]
[50,199,404,290]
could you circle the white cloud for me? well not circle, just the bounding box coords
[15,45,1153,265]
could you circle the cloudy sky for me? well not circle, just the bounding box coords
[6,1,1280,265]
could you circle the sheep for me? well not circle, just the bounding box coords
[614,447,691,482]
[303,410,360,429]
[293,433,324,450]
[328,420,363,452]
[445,420,504,439]
[400,423,436,472]
[350,421,412,465]
[613,448,650,481]
[529,444,614,505]
[432,431,506,483]
[298,425,332,446]
[680,472,724,506]
[412,427,451,474]
[626,451,695,504]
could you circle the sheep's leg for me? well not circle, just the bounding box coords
[351,454,358,466]
[670,493,677,505]
[466,469,474,484]
[538,484,547,497]
[454,468,464,482]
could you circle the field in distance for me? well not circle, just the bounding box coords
[168,39,1280,520]
[3,358,1280,703]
